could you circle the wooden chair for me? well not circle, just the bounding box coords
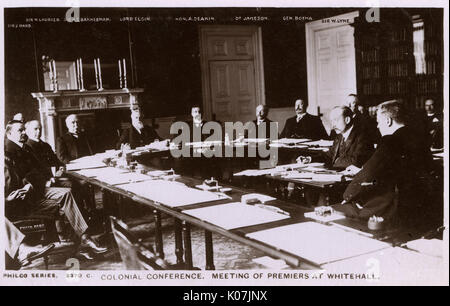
[10,216,58,270]
[110,216,169,270]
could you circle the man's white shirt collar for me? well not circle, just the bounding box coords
[133,124,143,134]
[342,125,354,141]
[296,113,306,122]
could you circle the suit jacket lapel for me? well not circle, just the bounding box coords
[342,126,357,156]
[68,134,78,158]
[332,134,343,164]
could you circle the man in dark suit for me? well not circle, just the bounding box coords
[346,94,381,144]
[325,106,374,170]
[244,104,276,139]
[337,100,433,224]
[280,98,328,140]
[4,120,106,255]
[116,108,161,149]
[56,114,94,164]
[25,120,64,181]
[424,98,443,149]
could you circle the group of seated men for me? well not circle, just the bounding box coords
[4,94,442,266]
[173,96,438,225]
[4,117,107,267]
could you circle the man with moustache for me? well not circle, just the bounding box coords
[245,104,274,139]
[280,98,328,140]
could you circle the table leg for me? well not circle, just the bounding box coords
[89,184,96,211]
[153,209,164,259]
[204,230,215,270]
[174,218,184,265]
[182,221,193,270]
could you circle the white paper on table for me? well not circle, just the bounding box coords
[301,165,328,172]
[183,202,289,230]
[310,173,343,182]
[146,170,170,177]
[272,138,311,144]
[96,172,155,185]
[146,141,170,151]
[304,211,346,223]
[246,222,390,266]
[275,163,308,170]
[406,238,443,258]
[120,180,227,207]
[94,150,120,159]
[308,147,330,152]
[185,141,222,148]
[244,138,268,143]
[241,193,276,204]
[282,172,314,179]
[233,168,278,176]
[74,167,127,178]
[67,160,107,171]
[303,139,334,147]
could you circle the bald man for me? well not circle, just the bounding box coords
[56,114,94,164]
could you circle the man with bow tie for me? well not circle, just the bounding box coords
[279,98,328,140]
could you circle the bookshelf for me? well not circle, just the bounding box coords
[353,9,443,111]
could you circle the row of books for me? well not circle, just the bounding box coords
[424,41,441,56]
[361,49,380,63]
[424,24,441,40]
[362,65,381,79]
[387,45,410,61]
[387,63,409,77]
[390,28,410,42]
[387,80,409,95]
[362,81,382,95]
[416,78,439,94]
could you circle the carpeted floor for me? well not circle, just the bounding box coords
[22,213,295,270]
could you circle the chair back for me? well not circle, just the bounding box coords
[110,216,168,270]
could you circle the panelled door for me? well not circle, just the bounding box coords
[306,12,359,130]
[209,60,256,123]
[200,26,264,124]
[315,26,357,113]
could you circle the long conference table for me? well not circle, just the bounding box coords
[63,150,441,272]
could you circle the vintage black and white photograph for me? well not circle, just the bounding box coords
[1,1,448,286]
